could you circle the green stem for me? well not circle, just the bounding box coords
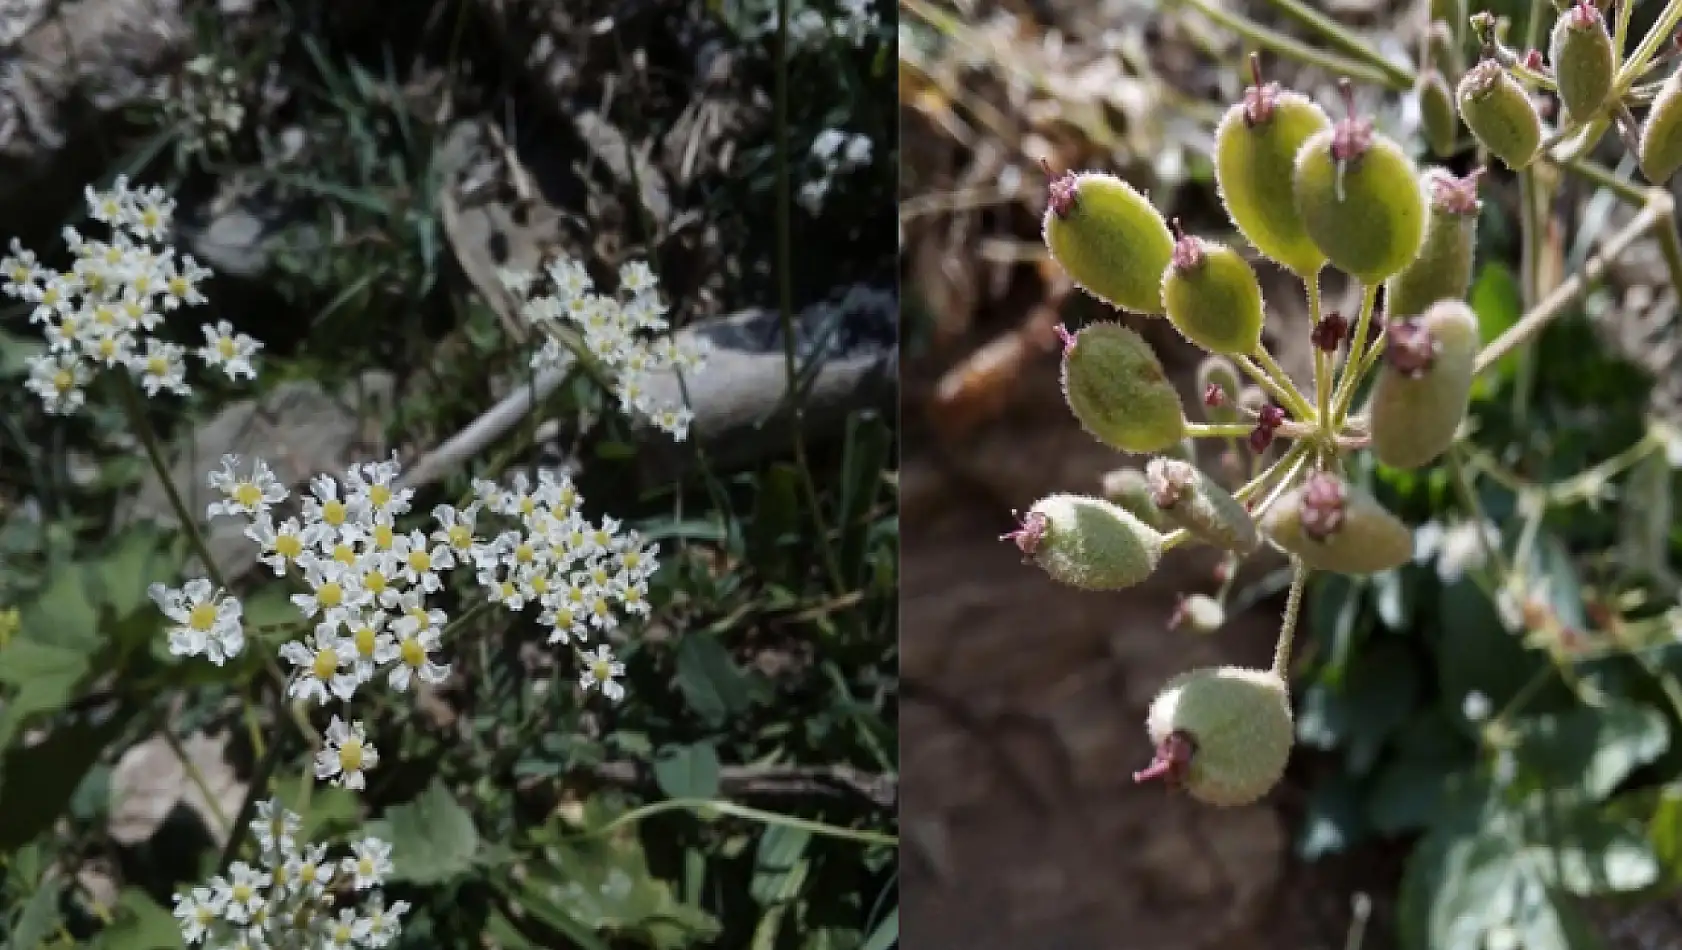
[1616,0,1682,94]
[159,722,231,837]
[1185,422,1256,439]
[1447,446,1513,579]
[1272,559,1309,679]
[1262,0,1416,87]
[1237,354,1315,422]
[1173,0,1396,87]
[1307,272,1330,427]
[575,798,897,848]
[1252,346,1316,424]
[116,374,228,590]
[1329,284,1380,425]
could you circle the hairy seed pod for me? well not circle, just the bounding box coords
[1457,60,1543,169]
[1367,299,1480,469]
[1137,665,1294,807]
[1101,467,1170,531]
[1197,355,1243,424]
[1385,168,1482,318]
[1550,2,1614,122]
[1262,472,1414,574]
[1294,87,1429,284]
[1213,61,1334,276]
[1043,170,1175,314]
[1005,493,1164,591]
[1428,20,1466,83]
[1059,322,1187,453]
[1146,458,1261,555]
[1162,225,1267,355]
[1417,69,1460,157]
[1640,71,1682,184]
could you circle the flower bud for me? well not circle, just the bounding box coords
[1146,457,1261,555]
[1005,493,1163,591]
[1385,168,1481,319]
[1101,467,1170,531]
[1367,299,1479,469]
[1294,84,1429,284]
[1639,70,1682,184]
[1042,170,1175,314]
[1550,2,1614,122]
[1213,59,1334,277]
[1197,355,1243,424]
[1161,223,1267,355]
[1262,472,1413,574]
[1457,60,1543,169]
[1136,665,1293,807]
[1417,69,1460,158]
[1059,322,1187,454]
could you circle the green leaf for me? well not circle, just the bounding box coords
[92,888,184,949]
[674,633,753,727]
[370,780,479,885]
[1649,786,1682,885]
[0,709,131,850]
[1513,699,1668,800]
[1539,808,1660,897]
[1296,772,1369,859]
[0,638,96,749]
[750,824,812,906]
[18,564,100,652]
[9,871,63,950]
[94,527,171,622]
[271,781,362,843]
[652,743,721,800]
[837,412,891,586]
[1434,579,1552,717]
[1296,639,1420,774]
[860,908,898,950]
[1365,709,1481,834]
[751,464,802,585]
[1398,826,1521,950]
[1470,262,1523,388]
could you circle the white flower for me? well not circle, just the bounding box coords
[341,611,394,682]
[213,861,270,925]
[363,896,409,947]
[172,886,223,944]
[346,453,412,518]
[431,501,482,554]
[284,842,335,900]
[323,908,372,950]
[290,558,370,628]
[381,621,449,692]
[579,644,626,701]
[392,529,453,592]
[250,799,300,857]
[197,319,261,380]
[1414,518,1499,582]
[149,579,244,663]
[25,352,93,414]
[315,716,379,790]
[244,514,311,576]
[1462,691,1492,722]
[279,629,359,705]
[301,473,360,534]
[342,837,394,890]
[206,454,287,519]
[132,337,190,397]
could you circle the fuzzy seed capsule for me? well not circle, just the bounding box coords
[1161,225,1267,356]
[1043,171,1176,314]
[1640,70,1682,184]
[1367,299,1479,469]
[1006,493,1164,591]
[1417,70,1460,158]
[1457,60,1543,169]
[1213,62,1334,277]
[1101,467,1170,531]
[1059,322,1187,454]
[1550,2,1614,123]
[1137,665,1293,807]
[1293,88,1429,284]
[1385,168,1482,319]
[1146,457,1261,555]
[1262,472,1414,574]
[1197,355,1243,425]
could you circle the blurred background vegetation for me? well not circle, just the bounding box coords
[900,0,1682,948]
[0,0,898,947]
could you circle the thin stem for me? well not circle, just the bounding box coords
[1237,354,1315,421]
[1475,191,1671,374]
[1447,446,1513,579]
[574,798,897,848]
[1615,0,1682,94]
[1185,422,1256,439]
[217,723,287,870]
[116,373,228,590]
[1172,0,1397,87]
[1252,346,1317,425]
[1272,559,1309,679]
[159,723,231,837]
[1262,0,1416,87]
[1329,283,1380,425]
[1307,272,1330,427]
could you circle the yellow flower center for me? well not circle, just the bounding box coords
[188,602,218,632]
[41,288,59,306]
[96,338,115,358]
[146,355,169,376]
[530,574,549,594]
[554,608,575,627]
[591,660,612,681]
[354,626,378,657]
[364,570,388,594]
[316,582,343,608]
[370,484,392,508]
[231,883,252,903]
[624,587,644,606]
[169,276,188,296]
[195,906,216,926]
[312,647,338,681]
[621,552,641,571]
[233,482,262,508]
[406,549,431,573]
[142,209,162,231]
[321,499,346,526]
[406,607,430,629]
[338,737,364,772]
[448,525,472,548]
[51,369,73,392]
[514,543,535,564]
[93,305,116,325]
[217,337,236,359]
[275,534,302,559]
[591,598,611,617]
[133,274,152,294]
[9,265,27,283]
[373,523,394,549]
[400,637,426,667]
[332,543,356,565]
[518,496,536,517]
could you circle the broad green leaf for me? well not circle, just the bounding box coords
[370,780,479,885]
[860,909,897,950]
[1470,262,1522,388]
[92,888,183,949]
[750,464,801,585]
[674,633,753,727]
[1649,786,1682,885]
[1398,827,1521,950]
[0,638,96,749]
[1296,639,1420,774]
[1296,772,1369,860]
[750,824,812,905]
[1434,579,1553,717]
[1365,709,1481,834]
[9,871,63,950]
[18,564,100,652]
[0,710,131,850]
[1513,699,1668,800]
[95,527,171,621]
[652,742,721,800]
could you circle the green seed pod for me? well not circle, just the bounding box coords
[1417,69,1460,157]
[1294,84,1429,284]
[1059,322,1187,453]
[1262,472,1414,574]
[1042,170,1175,314]
[1428,20,1466,84]
[1550,2,1614,122]
[1005,493,1164,591]
[1161,223,1267,356]
[1100,467,1170,531]
[1368,299,1479,469]
[1197,355,1243,424]
[1385,168,1482,318]
[1213,58,1334,277]
[1639,70,1682,184]
[1136,665,1293,807]
[1146,458,1261,555]
[1457,60,1543,169]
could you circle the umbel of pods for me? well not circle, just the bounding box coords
[1004,61,1491,808]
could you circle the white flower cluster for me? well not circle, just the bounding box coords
[798,129,875,215]
[499,256,706,440]
[757,0,882,52]
[1,178,262,415]
[150,453,655,789]
[160,54,247,159]
[172,800,407,950]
